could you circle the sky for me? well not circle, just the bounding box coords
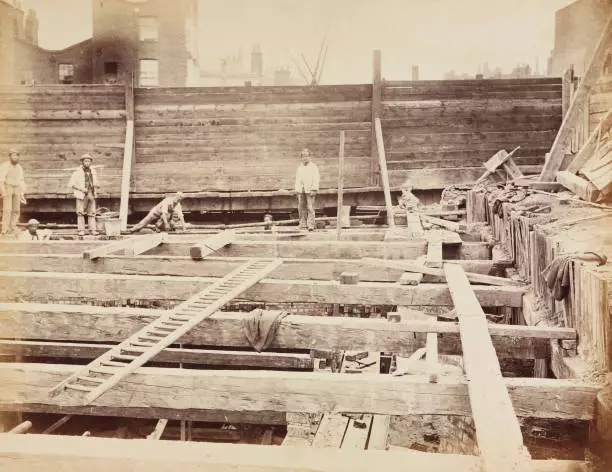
[22,0,576,83]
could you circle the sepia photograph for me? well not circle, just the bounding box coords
[0,0,611,470]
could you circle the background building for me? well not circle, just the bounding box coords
[0,0,199,86]
[548,0,612,76]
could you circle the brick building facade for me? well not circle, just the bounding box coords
[0,0,198,86]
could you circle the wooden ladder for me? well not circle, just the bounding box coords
[48,258,283,405]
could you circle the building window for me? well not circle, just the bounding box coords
[139,59,158,86]
[58,64,74,84]
[139,16,158,41]
[104,62,118,84]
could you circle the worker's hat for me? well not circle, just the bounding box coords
[80,153,93,162]
[8,148,19,156]
[27,219,40,226]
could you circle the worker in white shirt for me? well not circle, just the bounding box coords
[0,149,27,235]
[294,148,320,231]
[18,219,52,241]
[68,153,100,237]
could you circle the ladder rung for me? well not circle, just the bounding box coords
[144,331,167,337]
[169,316,190,322]
[124,346,148,352]
[137,336,162,342]
[130,341,156,347]
[77,375,105,384]
[111,354,139,361]
[100,360,126,367]
[66,383,94,392]
[161,321,183,327]
[89,366,118,374]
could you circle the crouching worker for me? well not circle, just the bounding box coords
[128,192,185,233]
[18,219,52,241]
[69,153,100,237]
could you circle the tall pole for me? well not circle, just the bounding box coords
[336,131,345,240]
[375,117,395,228]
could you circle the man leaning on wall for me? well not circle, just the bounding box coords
[294,148,320,231]
[0,149,27,236]
[69,153,100,237]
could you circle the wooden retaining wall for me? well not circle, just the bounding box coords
[0,78,561,211]
[0,85,126,198]
[382,78,562,188]
[133,85,373,193]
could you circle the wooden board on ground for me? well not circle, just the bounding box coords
[444,263,531,472]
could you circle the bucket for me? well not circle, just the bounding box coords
[96,208,121,236]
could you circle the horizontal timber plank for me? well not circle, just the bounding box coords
[382,89,561,101]
[0,239,491,260]
[388,167,487,189]
[383,78,562,87]
[0,254,494,282]
[0,340,314,370]
[0,303,574,359]
[0,363,598,420]
[0,434,590,472]
[0,272,526,307]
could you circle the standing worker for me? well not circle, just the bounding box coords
[0,149,27,235]
[294,148,319,231]
[69,153,100,237]
[128,192,185,233]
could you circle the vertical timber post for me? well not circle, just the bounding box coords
[561,66,574,119]
[371,50,382,187]
[119,73,135,232]
[336,131,345,241]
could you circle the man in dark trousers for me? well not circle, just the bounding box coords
[128,192,185,233]
[68,153,99,237]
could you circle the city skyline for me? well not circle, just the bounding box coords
[22,0,576,82]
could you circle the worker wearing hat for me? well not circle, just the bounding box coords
[128,192,185,233]
[68,153,100,236]
[18,218,52,241]
[0,149,27,235]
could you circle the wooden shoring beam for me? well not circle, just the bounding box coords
[336,131,345,240]
[189,230,236,260]
[118,119,134,232]
[444,263,531,471]
[556,171,601,202]
[82,233,166,260]
[0,434,591,472]
[0,253,496,283]
[0,239,491,260]
[0,363,598,421]
[0,303,575,359]
[425,236,443,268]
[540,13,612,181]
[362,257,523,286]
[374,117,395,227]
[565,108,612,174]
[0,340,314,370]
[371,50,382,186]
[0,271,526,307]
[41,415,72,434]
[147,419,168,440]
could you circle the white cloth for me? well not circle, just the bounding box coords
[0,162,26,192]
[68,167,99,199]
[294,162,320,193]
